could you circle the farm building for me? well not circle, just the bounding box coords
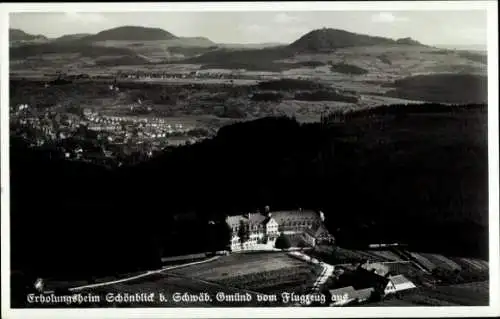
[226,208,333,250]
[303,223,335,246]
[360,261,391,277]
[386,274,417,294]
[337,266,417,299]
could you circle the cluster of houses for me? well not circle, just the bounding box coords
[225,207,334,250]
[329,260,417,306]
[82,108,194,143]
[11,101,203,166]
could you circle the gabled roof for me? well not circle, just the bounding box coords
[312,223,332,237]
[389,275,416,290]
[262,216,277,226]
[248,213,266,225]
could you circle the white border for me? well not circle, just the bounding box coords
[1,1,499,318]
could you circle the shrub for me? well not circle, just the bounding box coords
[275,232,292,250]
[330,63,368,75]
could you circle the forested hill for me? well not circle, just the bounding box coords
[10,103,489,279]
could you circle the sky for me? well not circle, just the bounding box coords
[9,11,488,46]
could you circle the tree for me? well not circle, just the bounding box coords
[274,232,291,250]
[210,221,232,252]
[237,220,250,248]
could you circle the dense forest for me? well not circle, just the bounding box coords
[10,103,489,284]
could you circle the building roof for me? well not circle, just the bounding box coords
[389,275,416,291]
[262,216,277,226]
[361,262,390,277]
[353,287,374,300]
[226,213,267,227]
[270,210,321,225]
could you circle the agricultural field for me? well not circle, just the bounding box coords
[420,253,463,271]
[170,252,321,294]
[366,250,402,261]
[310,246,394,265]
[400,282,489,306]
[450,257,489,272]
[370,281,489,307]
[409,252,437,272]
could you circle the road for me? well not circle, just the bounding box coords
[43,255,221,294]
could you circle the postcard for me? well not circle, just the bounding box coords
[1,1,498,318]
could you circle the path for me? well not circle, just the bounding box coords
[312,262,334,292]
[287,251,334,292]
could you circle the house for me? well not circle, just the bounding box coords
[226,213,269,250]
[303,222,334,246]
[360,261,390,277]
[226,208,332,250]
[387,275,417,294]
[261,214,279,242]
[347,267,416,297]
[342,267,391,295]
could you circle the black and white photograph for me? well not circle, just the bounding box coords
[1,1,499,318]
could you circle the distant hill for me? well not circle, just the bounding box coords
[183,46,295,71]
[219,42,286,49]
[9,42,137,60]
[396,37,422,45]
[435,44,487,52]
[177,37,215,47]
[81,26,178,42]
[9,28,48,42]
[186,28,427,70]
[54,33,93,42]
[289,28,423,52]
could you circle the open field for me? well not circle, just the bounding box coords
[171,252,308,280]
[310,246,401,264]
[420,253,463,271]
[170,252,321,294]
[374,281,489,306]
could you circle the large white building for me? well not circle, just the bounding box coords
[225,208,333,250]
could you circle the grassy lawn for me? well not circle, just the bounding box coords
[405,283,489,306]
[171,252,321,294]
[370,281,489,307]
[171,252,305,280]
[310,246,394,265]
